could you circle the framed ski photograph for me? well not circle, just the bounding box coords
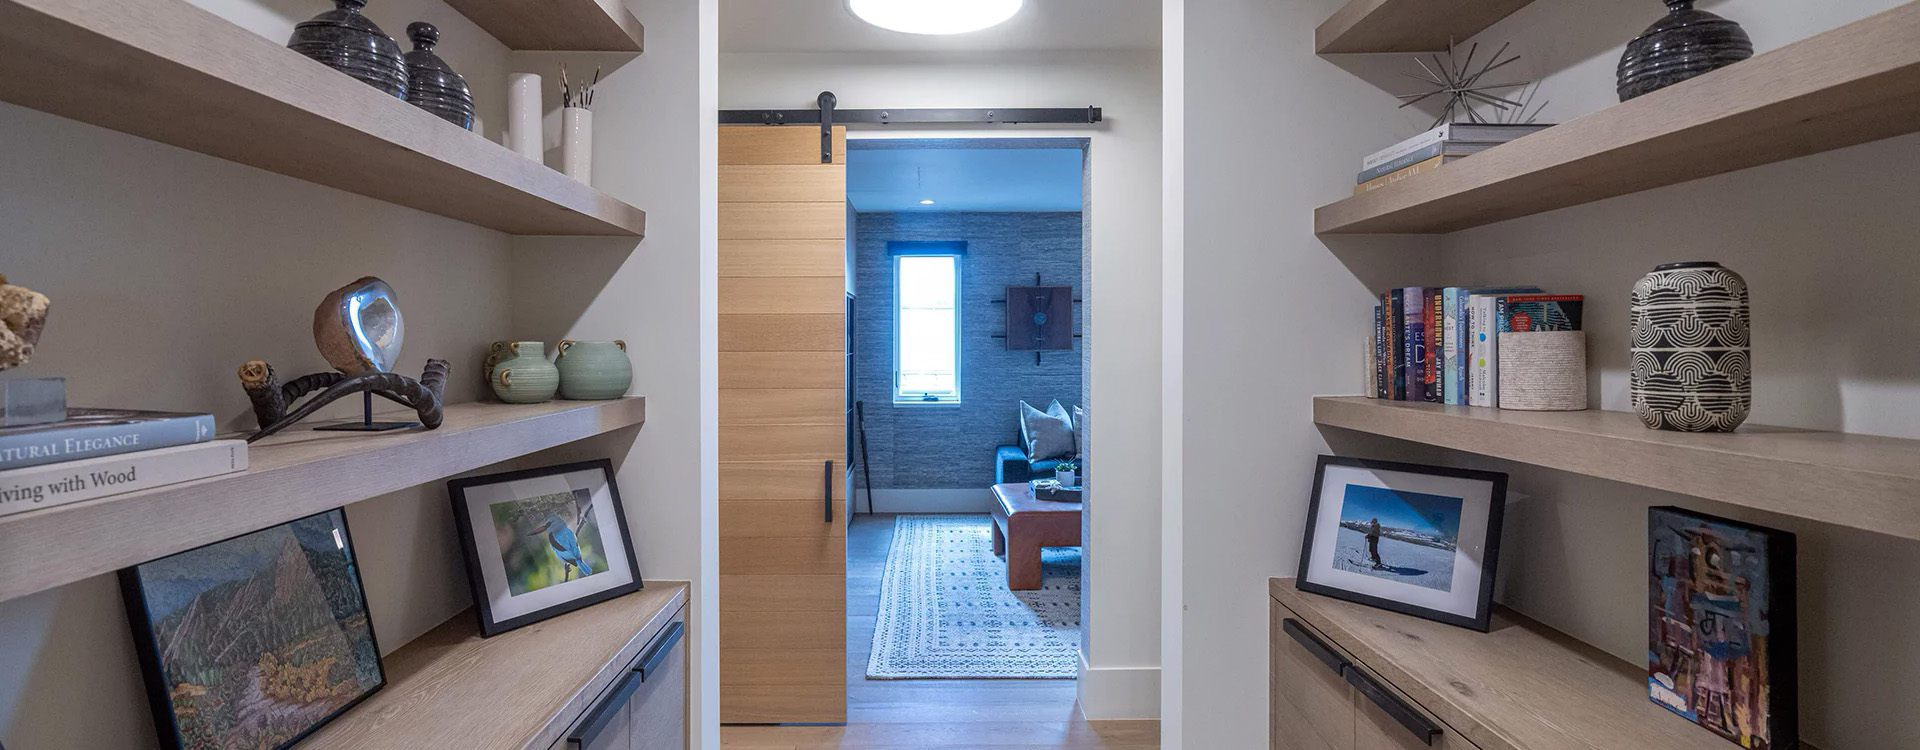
[1295,455,1508,631]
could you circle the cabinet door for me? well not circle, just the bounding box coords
[566,670,639,750]
[1271,602,1355,750]
[1349,664,1473,750]
[628,619,689,750]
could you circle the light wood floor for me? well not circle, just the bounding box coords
[721,514,1159,749]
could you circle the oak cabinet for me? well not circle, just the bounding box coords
[557,613,688,750]
[1272,601,1476,750]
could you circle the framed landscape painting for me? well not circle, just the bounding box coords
[448,459,643,636]
[1296,455,1508,631]
[119,509,384,750]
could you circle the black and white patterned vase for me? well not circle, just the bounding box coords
[1630,262,1750,432]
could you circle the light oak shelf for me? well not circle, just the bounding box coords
[1315,3,1920,235]
[304,583,686,750]
[1313,396,1920,541]
[0,397,647,602]
[444,0,644,52]
[1271,579,1823,750]
[1316,0,1536,54]
[0,0,647,237]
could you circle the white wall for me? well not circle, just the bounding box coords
[0,0,715,747]
[1166,0,1920,748]
[506,0,721,746]
[1163,0,1443,746]
[720,49,1164,719]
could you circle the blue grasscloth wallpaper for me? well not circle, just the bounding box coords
[853,212,1084,490]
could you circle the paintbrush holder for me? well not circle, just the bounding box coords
[561,107,593,184]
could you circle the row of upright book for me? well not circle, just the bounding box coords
[1368,287,1585,407]
[0,408,247,519]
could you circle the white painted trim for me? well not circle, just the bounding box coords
[1159,0,1186,747]
[1078,650,1162,720]
[862,488,995,514]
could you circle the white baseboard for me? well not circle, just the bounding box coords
[858,488,994,514]
[1078,652,1161,719]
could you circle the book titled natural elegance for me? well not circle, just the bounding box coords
[0,408,216,471]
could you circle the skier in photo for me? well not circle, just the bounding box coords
[1367,517,1384,569]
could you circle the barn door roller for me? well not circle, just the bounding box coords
[720,90,1105,163]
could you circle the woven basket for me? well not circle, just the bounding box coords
[1498,331,1588,411]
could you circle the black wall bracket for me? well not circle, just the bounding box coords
[720,90,1104,163]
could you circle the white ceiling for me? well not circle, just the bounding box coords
[720,0,1160,53]
[848,147,1084,212]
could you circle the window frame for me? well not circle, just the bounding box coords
[891,253,963,405]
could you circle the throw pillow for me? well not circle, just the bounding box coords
[1072,405,1086,460]
[1020,400,1076,462]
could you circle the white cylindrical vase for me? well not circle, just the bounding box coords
[1497,331,1588,411]
[506,73,542,161]
[561,107,593,184]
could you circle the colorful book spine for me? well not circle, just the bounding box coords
[1457,286,1541,405]
[1442,288,1462,405]
[1399,287,1424,402]
[1385,291,1402,400]
[1353,156,1445,195]
[1470,294,1499,407]
[1425,289,1443,402]
[1359,142,1444,183]
[0,440,246,518]
[1373,304,1388,399]
[0,411,216,472]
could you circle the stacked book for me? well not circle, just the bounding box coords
[1354,123,1554,195]
[1367,287,1585,408]
[0,408,246,519]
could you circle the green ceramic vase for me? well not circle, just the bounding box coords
[490,341,559,403]
[556,339,632,400]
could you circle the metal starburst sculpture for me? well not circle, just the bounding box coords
[1399,41,1534,128]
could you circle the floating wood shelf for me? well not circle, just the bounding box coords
[1316,0,1536,54]
[1271,579,1825,750]
[443,0,644,52]
[1315,3,1920,235]
[0,0,647,237]
[1313,396,1920,541]
[0,398,646,602]
[304,584,686,750]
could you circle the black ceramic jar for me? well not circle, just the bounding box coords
[403,22,476,130]
[288,0,409,99]
[1617,0,1753,102]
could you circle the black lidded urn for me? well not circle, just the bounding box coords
[1617,0,1753,102]
[403,22,476,130]
[287,0,409,99]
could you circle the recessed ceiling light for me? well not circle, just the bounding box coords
[919,199,935,205]
[847,0,1024,35]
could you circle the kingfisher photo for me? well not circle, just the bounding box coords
[490,488,611,596]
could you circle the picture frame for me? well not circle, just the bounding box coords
[448,458,643,637]
[1648,506,1796,748]
[120,508,385,750]
[1296,455,1508,631]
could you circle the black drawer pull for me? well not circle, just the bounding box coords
[638,621,685,681]
[1282,618,1349,675]
[824,459,834,523]
[568,668,643,748]
[1345,666,1442,745]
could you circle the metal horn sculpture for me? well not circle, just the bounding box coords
[238,359,448,441]
[235,277,449,441]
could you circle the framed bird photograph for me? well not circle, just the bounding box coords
[448,459,643,636]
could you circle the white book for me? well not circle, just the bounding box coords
[0,439,247,518]
[1362,125,1448,171]
[1469,295,1498,407]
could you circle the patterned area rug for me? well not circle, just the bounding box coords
[866,514,1081,679]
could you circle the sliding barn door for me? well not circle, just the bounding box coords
[718,125,848,724]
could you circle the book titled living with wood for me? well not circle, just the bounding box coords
[0,440,247,518]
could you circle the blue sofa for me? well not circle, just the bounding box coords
[995,433,1074,485]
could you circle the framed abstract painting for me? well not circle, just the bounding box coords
[120,509,384,750]
[1648,506,1796,749]
[448,459,643,636]
[1296,455,1508,631]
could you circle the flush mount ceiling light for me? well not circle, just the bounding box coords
[847,0,1024,35]
[919,199,936,205]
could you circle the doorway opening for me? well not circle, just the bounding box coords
[845,138,1091,701]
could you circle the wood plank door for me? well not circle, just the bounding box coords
[718,125,848,724]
